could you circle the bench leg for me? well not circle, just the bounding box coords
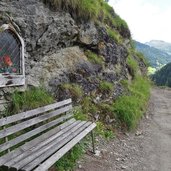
[91,131,95,154]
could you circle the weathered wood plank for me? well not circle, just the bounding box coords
[0,98,72,126]
[0,105,72,139]
[20,122,93,171]
[0,115,74,153]
[0,118,76,165]
[5,120,82,168]
[31,123,96,171]
[0,74,25,88]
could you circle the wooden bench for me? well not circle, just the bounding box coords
[0,98,96,171]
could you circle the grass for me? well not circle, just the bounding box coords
[113,76,151,129]
[6,87,54,115]
[85,50,104,65]
[73,106,88,121]
[81,96,97,114]
[112,14,129,32]
[62,83,83,101]
[107,28,122,44]
[127,55,139,77]
[43,0,130,38]
[96,121,115,140]
[99,81,114,93]
[55,142,86,171]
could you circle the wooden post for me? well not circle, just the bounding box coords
[91,131,95,154]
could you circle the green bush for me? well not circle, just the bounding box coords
[6,87,54,115]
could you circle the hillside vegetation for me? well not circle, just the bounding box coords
[151,62,171,87]
[43,0,130,38]
[135,41,171,69]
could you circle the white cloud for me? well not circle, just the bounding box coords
[109,0,171,43]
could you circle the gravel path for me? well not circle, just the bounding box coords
[75,87,171,171]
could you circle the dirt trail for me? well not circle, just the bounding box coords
[76,87,171,171]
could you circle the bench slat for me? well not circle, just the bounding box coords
[0,113,73,153]
[0,99,72,127]
[33,123,96,171]
[0,118,76,165]
[21,122,94,171]
[5,120,82,168]
[0,105,72,139]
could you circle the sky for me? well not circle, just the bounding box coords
[109,0,171,43]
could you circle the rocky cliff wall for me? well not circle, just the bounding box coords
[0,0,146,111]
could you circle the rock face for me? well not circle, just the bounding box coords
[0,0,146,105]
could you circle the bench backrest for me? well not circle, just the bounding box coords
[0,98,73,154]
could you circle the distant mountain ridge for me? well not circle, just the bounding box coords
[135,41,171,68]
[146,40,171,55]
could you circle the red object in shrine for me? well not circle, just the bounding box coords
[3,55,13,67]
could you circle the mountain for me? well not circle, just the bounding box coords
[146,40,171,55]
[135,41,171,68]
[151,62,171,87]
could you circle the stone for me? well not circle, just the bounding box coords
[79,22,99,45]
[26,46,87,88]
[94,150,101,157]
[135,131,143,136]
[121,165,127,169]
[78,165,82,169]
